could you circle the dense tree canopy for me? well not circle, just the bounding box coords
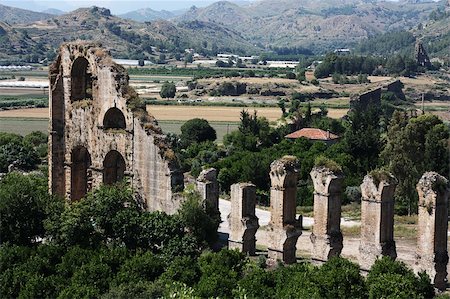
[381,112,450,214]
[180,118,217,145]
[159,82,176,98]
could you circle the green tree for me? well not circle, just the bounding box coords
[180,118,217,145]
[196,249,246,298]
[0,173,52,245]
[315,257,367,299]
[367,257,434,299]
[381,113,449,214]
[159,82,176,98]
[344,103,382,177]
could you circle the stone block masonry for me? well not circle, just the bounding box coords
[196,168,220,215]
[415,172,449,291]
[359,172,397,270]
[49,42,183,214]
[267,156,302,265]
[228,183,259,255]
[310,166,344,262]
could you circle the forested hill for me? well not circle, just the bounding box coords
[355,5,450,58]
[176,0,443,52]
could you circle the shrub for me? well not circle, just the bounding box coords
[367,257,434,299]
[315,257,366,299]
[314,155,342,173]
[196,249,246,298]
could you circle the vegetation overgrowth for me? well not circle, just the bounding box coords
[0,176,439,298]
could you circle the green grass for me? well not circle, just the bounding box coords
[394,225,417,239]
[0,117,48,135]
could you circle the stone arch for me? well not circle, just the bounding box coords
[71,146,91,201]
[103,150,126,185]
[71,57,92,101]
[103,107,126,129]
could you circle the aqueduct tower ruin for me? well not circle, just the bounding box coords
[48,42,183,213]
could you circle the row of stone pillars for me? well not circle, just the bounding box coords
[217,156,449,290]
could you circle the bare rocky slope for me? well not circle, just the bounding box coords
[1,6,258,61]
[0,4,54,24]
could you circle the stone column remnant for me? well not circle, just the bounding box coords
[359,172,397,269]
[310,166,344,262]
[415,172,449,291]
[267,156,302,265]
[196,168,220,214]
[228,183,259,255]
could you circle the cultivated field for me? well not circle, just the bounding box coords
[147,105,282,122]
[0,117,48,135]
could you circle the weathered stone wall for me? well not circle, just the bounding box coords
[196,168,220,214]
[228,183,259,255]
[310,166,344,262]
[350,88,381,110]
[415,172,449,291]
[267,156,302,265]
[49,43,183,213]
[359,173,397,270]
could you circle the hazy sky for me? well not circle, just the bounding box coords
[0,0,252,13]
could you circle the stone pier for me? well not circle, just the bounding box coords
[267,156,302,265]
[310,166,344,262]
[228,183,259,255]
[415,172,449,291]
[197,168,219,214]
[359,172,397,270]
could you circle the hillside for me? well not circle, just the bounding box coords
[119,8,175,22]
[0,21,38,60]
[0,4,54,24]
[176,0,443,51]
[9,6,258,61]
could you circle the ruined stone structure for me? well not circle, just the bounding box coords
[310,166,344,262]
[415,41,432,68]
[49,43,183,213]
[228,183,259,255]
[267,156,302,265]
[350,80,406,111]
[350,88,381,110]
[196,168,220,214]
[415,172,449,291]
[359,172,397,270]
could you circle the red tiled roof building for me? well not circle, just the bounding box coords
[285,128,339,144]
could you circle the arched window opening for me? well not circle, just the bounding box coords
[71,57,93,101]
[71,146,91,201]
[103,150,125,185]
[103,108,126,130]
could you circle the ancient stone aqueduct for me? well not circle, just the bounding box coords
[49,43,450,290]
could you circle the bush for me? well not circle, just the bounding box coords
[160,82,176,98]
[315,257,366,299]
[367,257,434,299]
[113,251,164,285]
[196,249,246,298]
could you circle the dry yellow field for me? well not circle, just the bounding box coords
[147,105,282,122]
[0,106,348,121]
[0,108,48,118]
